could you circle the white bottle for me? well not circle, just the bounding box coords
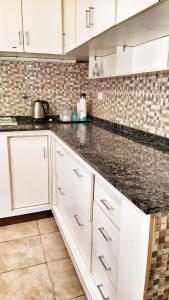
[79,93,87,121]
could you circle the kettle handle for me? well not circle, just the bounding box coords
[42,101,49,116]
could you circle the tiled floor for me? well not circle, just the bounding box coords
[0,217,87,300]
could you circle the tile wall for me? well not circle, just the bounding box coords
[0,60,88,116]
[1,60,169,138]
[88,73,169,138]
[147,212,169,300]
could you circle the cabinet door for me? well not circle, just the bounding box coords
[9,136,49,209]
[76,0,93,47]
[0,0,23,52]
[63,0,76,53]
[91,0,116,37]
[116,0,158,23]
[22,0,62,54]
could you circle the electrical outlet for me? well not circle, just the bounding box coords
[97,92,103,101]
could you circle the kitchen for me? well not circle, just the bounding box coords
[0,1,169,300]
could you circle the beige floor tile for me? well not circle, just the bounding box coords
[0,236,45,273]
[0,221,39,243]
[0,264,55,300]
[48,258,84,300]
[40,232,69,262]
[37,217,59,234]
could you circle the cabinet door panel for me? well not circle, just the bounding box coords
[69,207,92,269]
[76,0,92,47]
[116,0,158,23]
[0,0,23,52]
[9,136,49,209]
[22,0,62,54]
[92,0,116,37]
[63,0,76,53]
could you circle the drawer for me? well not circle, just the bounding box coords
[56,142,68,161]
[93,225,118,290]
[69,154,93,220]
[92,252,117,300]
[93,202,120,262]
[94,177,121,229]
[68,207,92,269]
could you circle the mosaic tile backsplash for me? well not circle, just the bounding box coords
[147,213,169,300]
[1,60,169,138]
[0,60,88,116]
[88,73,169,138]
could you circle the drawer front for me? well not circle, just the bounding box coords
[69,207,92,269]
[69,155,93,220]
[93,226,118,290]
[93,202,120,262]
[92,252,117,300]
[95,177,121,229]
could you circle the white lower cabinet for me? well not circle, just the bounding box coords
[55,139,93,269]
[68,207,92,269]
[8,136,49,209]
[92,252,117,300]
[53,136,151,300]
[93,202,120,262]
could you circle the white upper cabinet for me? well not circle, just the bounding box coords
[91,0,116,37]
[0,0,23,52]
[63,0,76,53]
[22,0,62,54]
[75,0,116,48]
[0,0,62,54]
[76,0,93,47]
[116,0,159,23]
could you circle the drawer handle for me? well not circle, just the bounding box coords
[97,284,110,300]
[56,151,64,157]
[100,199,114,212]
[74,214,84,227]
[86,9,90,28]
[98,227,112,242]
[58,188,65,196]
[98,255,111,272]
[73,169,83,178]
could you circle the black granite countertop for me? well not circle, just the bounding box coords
[1,116,169,215]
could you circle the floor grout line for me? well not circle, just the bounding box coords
[36,219,40,235]
[0,230,59,245]
[0,262,46,276]
[0,233,40,244]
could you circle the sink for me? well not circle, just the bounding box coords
[0,117,17,125]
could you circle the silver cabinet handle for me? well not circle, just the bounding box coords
[25,31,30,45]
[73,169,83,178]
[98,255,111,271]
[89,6,94,27]
[43,147,47,158]
[86,10,90,28]
[97,284,110,300]
[58,188,65,196]
[100,199,114,212]
[98,227,112,242]
[62,32,66,53]
[73,214,84,227]
[56,151,64,157]
[18,31,23,45]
